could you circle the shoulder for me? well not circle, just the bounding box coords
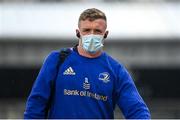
[44,48,73,64]
[103,52,123,68]
[45,50,60,62]
[104,53,133,85]
[103,52,125,77]
[45,48,72,60]
[39,51,60,69]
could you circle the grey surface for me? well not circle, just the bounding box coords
[0,98,180,119]
[0,40,180,68]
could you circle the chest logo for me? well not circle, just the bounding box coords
[83,77,90,90]
[63,67,76,75]
[98,72,110,83]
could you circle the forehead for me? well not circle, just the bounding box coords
[79,19,107,29]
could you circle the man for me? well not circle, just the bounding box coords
[24,8,150,119]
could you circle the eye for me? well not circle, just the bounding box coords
[95,29,102,34]
[82,29,90,33]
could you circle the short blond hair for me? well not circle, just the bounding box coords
[78,8,107,27]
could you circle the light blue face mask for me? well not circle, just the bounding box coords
[81,34,104,54]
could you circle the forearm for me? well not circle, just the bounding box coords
[24,51,59,119]
[116,65,151,119]
[24,93,49,118]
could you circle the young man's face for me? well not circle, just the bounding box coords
[77,18,107,36]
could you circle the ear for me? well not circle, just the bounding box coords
[104,31,109,39]
[76,29,80,38]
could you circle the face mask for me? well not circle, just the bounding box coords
[81,34,104,53]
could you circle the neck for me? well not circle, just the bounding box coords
[77,45,102,58]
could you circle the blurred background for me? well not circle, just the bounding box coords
[0,0,180,118]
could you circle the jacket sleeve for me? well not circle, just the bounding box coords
[115,65,151,119]
[24,51,59,119]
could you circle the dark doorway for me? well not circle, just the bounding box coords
[0,67,39,98]
[133,67,180,98]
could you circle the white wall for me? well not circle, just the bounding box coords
[0,2,180,41]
